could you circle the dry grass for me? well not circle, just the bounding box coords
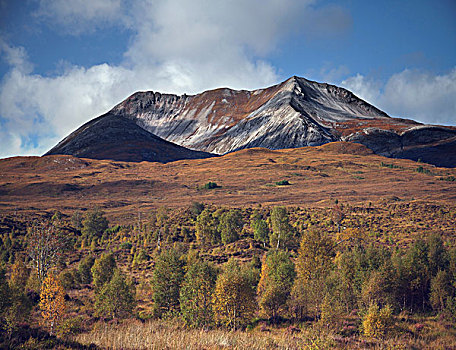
[75,319,307,350]
[74,317,456,350]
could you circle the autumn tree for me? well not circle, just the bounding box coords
[91,253,116,291]
[218,209,243,244]
[212,259,257,330]
[151,248,185,317]
[180,260,218,327]
[27,221,64,283]
[95,269,136,319]
[10,258,30,288]
[331,203,345,233]
[257,250,295,322]
[39,271,66,335]
[289,229,334,319]
[82,207,109,238]
[269,206,293,249]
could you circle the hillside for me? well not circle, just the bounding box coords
[45,113,214,163]
[2,142,456,223]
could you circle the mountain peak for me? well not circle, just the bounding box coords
[46,77,456,167]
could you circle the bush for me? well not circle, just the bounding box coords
[275,180,290,186]
[59,270,75,290]
[120,242,133,250]
[203,182,219,189]
[362,303,393,338]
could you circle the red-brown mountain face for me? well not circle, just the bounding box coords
[47,76,456,167]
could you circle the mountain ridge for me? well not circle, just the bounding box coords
[46,76,456,167]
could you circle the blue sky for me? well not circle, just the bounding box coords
[0,0,455,158]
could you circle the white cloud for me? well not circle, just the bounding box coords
[0,0,355,157]
[35,0,125,33]
[341,68,456,126]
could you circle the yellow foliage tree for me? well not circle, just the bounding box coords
[39,271,66,335]
[212,260,257,330]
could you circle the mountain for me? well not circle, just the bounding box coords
[48,76,456,166]
[45,113,214,163]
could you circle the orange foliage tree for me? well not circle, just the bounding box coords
[39,271,66,335]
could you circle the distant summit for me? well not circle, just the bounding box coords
[47,76,456,166]
[45,114,214,163]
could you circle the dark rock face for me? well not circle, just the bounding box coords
[46,76,456,167]
[45,114,214,163]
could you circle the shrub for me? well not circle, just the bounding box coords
[203,182,219,189]
[275,180,290,186]
[59,269,75,290]
[120,242,132,250]
[362,303,393,338]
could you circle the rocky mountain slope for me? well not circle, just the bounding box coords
[47,76,456,166]
[45,114,214,163]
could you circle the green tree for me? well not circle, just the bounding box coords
[212,259,257,330]
[82,207,109,238]
[151,249,185,317]
[95,269,136,319]
[91,253,116,291]
[251,211,269,247]
[218,209,243,244]
[195,209,220,245]
[430,270,453,313]
[0,267,11,322]
[427,233,449,277]
[403,239,430,312]
[269,206,293,249]
[257,250,295,322]
[180,260,218,327]
[78,255,95,284]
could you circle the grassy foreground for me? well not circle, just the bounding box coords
[74,317,456,350]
